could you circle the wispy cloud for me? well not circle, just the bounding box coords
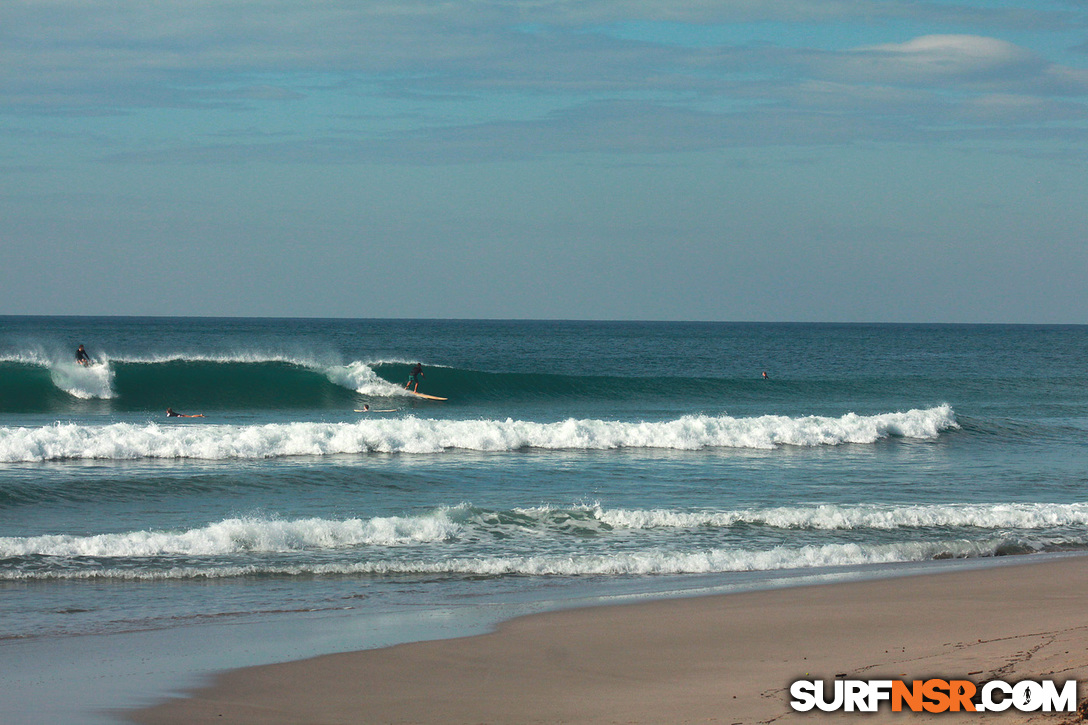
[4,1,1088,158]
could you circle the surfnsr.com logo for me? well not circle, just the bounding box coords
[790,678,1078,713]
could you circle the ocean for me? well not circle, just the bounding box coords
[2,317,1087,722]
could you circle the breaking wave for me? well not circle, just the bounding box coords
[0,405,957,462]
[0,353,410,411]
[7,499,1087,581]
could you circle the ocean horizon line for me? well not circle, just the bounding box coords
[3,314,1086,328]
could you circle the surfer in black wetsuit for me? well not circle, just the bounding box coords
[405,363,424,392]
[76,344,91,366]
[167,408,205,418]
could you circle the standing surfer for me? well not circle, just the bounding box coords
[76,344,91,366]
[405,363,424,393]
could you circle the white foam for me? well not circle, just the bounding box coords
[0,538,1014,581]
[594,502,1088,531]
[0,406,957,462]
[6,498,1076,582]
[322,360,409,396]
[49,361,116,400]
[410,539,1001,576]
[0,512,461,558]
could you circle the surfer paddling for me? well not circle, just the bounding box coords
[167,408,204,418]
[405,363,424,393]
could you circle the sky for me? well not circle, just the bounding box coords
[2,0,1087,323]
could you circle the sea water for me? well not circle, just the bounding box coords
[2,317,1087,721]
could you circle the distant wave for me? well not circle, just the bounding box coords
[0,406,956,462]
[9,500,1088,581]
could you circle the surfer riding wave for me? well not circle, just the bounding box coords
[405,363,424,393]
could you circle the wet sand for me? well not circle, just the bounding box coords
[127,556,1088,724]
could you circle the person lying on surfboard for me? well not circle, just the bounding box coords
[167,408,205,418]
[405,363,424,392]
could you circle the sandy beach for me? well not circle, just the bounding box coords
[126,556,1088,724]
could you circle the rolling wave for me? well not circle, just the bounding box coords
[0,354,407,412]
[5,500,1085,581]
[0,405,956,462]
[0,354,653,412]
[0,542,1015,581]
[4,501,1083,559]
[0,351,941,413]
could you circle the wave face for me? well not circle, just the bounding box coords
[0,355,408,412]
[0,405,956,462]
[4,501,1083,582]
[0,354,696,412]
[2,354,809,412]
[0,350,971,414]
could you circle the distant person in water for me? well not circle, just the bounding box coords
[76,344,91,366]
[362,404,370,412]
[405,363,424,392]
[167,408,204,418]
[762,371,769,380]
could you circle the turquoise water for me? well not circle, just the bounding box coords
[2,318,1087,720]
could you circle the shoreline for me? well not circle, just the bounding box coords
[126,554,1088,724]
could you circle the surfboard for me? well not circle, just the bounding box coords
[407,391,447,401]
[355,409,398,413]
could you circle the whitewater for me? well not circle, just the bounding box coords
[0,405,955,462]
[5,500,1086,584]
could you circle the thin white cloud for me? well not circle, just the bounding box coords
[851,34,1045,83]
[807,33,1088,101]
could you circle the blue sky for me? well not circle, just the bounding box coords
[2,0,1087,322]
